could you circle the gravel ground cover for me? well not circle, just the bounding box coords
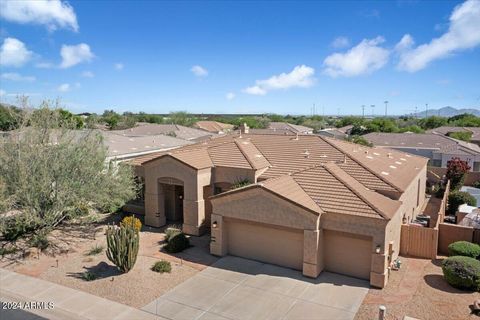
[0,216,217,308]
[355,256,480,320]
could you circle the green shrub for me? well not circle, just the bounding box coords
[164,226,182,242]
[442,256,480,291]
[151,260,172,273]
[106,224,139,273]
[86,244,104,256]
[1,215,39,241]
[29,231,49,250]
[473,180,480,189]
[0,246,17,256]
[82,271,97,281]
[166,232,189,253]
[448,191,477,215]
[448,241,480,258]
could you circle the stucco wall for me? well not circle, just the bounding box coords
[211,187,319,230]
[438,223,474,254]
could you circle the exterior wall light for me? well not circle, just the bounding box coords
[375,245,381,254]
[212,221,218,228]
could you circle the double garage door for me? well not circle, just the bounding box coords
[225,219,372,280]
[225,219,304,270]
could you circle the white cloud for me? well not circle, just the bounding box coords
[226,92,235,100]
[0,0,78,32]
[35,62,54,69]
[323,36,389,77]
[394,34,414,52]
[114,63,124,70]
[0,37,33,67]
[1,72,35,82]
[191,65,208,77]
[57,83,70,92]
[81,71,94,78]
[397,0,480,72]
[60,43,94,68]
[243,65,315,95]
[331,36,350,49]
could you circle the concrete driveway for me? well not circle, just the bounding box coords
[142,256,369,320]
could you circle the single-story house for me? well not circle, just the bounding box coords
[427,126,480,146]
[111,123,216,142]
[268,122,314,134]
[364,132,480,171]
[131,131,428,288]
[317,128,348,139]
[194,121,234,134]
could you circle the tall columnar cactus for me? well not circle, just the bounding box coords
[106,223,139,273]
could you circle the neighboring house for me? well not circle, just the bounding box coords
[130,132,428,288]
[427,126,480,146]
[268,122,314,134]
[194,121,234,134]
[111,123,215,142]
[337,125,354,135]
[102,131,192,161]
[317,128,348,140]
[364,132,480,171]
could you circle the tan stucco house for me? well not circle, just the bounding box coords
[131,132,428,288]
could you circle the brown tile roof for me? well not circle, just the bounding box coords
[234,139,271,170]
[327,137,427,192]
[208,142,252,169]
[261,175,323,214]
[135,133,425,219]
[269,122,313,134]
[195,121,234,133]
[111,123,214,141]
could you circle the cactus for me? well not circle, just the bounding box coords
[106,223,139,273]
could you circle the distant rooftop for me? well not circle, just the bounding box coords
[109,123,216,141]
[268,122,313,134]
[194,121,234,133]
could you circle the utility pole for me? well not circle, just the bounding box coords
[384,100,388,117]
[414,106,418,119]
[361,105,365,118]
[425,103,428,118]
[371,104,375,117]
[337,108,340,117]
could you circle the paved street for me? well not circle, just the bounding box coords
[142,256,369,320]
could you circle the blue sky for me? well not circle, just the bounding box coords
[0,0,479,115]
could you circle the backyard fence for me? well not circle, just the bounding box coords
[400,181,450,259]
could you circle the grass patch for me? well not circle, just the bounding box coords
[86,244,104,256]
[151,260,172,273]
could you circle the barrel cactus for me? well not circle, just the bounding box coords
[106,223,139,273]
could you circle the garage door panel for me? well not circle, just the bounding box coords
[324,230,372,280]
[226,220,304,270]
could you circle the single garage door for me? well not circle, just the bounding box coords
[324,230,372,280]
[226,219,304,270]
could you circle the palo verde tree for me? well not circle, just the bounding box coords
[0,100,138,240]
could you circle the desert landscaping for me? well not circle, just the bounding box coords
[0,213,218,308]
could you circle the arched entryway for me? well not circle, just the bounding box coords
[159,177,184,223]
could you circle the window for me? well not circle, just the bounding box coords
[430,159,442,167]
[474,162,480,172]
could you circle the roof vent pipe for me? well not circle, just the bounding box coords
[294,132,299,140]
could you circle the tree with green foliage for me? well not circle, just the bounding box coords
[418,116,448,129]
[168,111,198,126]
[0,102,138,240]
[448,191,476,215]
[448,131,472,142]
[346,135,373,147]
[448,113,480,127]
[0,104,23,131]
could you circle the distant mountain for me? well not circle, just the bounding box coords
[410,106,480,118]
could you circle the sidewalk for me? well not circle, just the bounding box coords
[0,268,165,320]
